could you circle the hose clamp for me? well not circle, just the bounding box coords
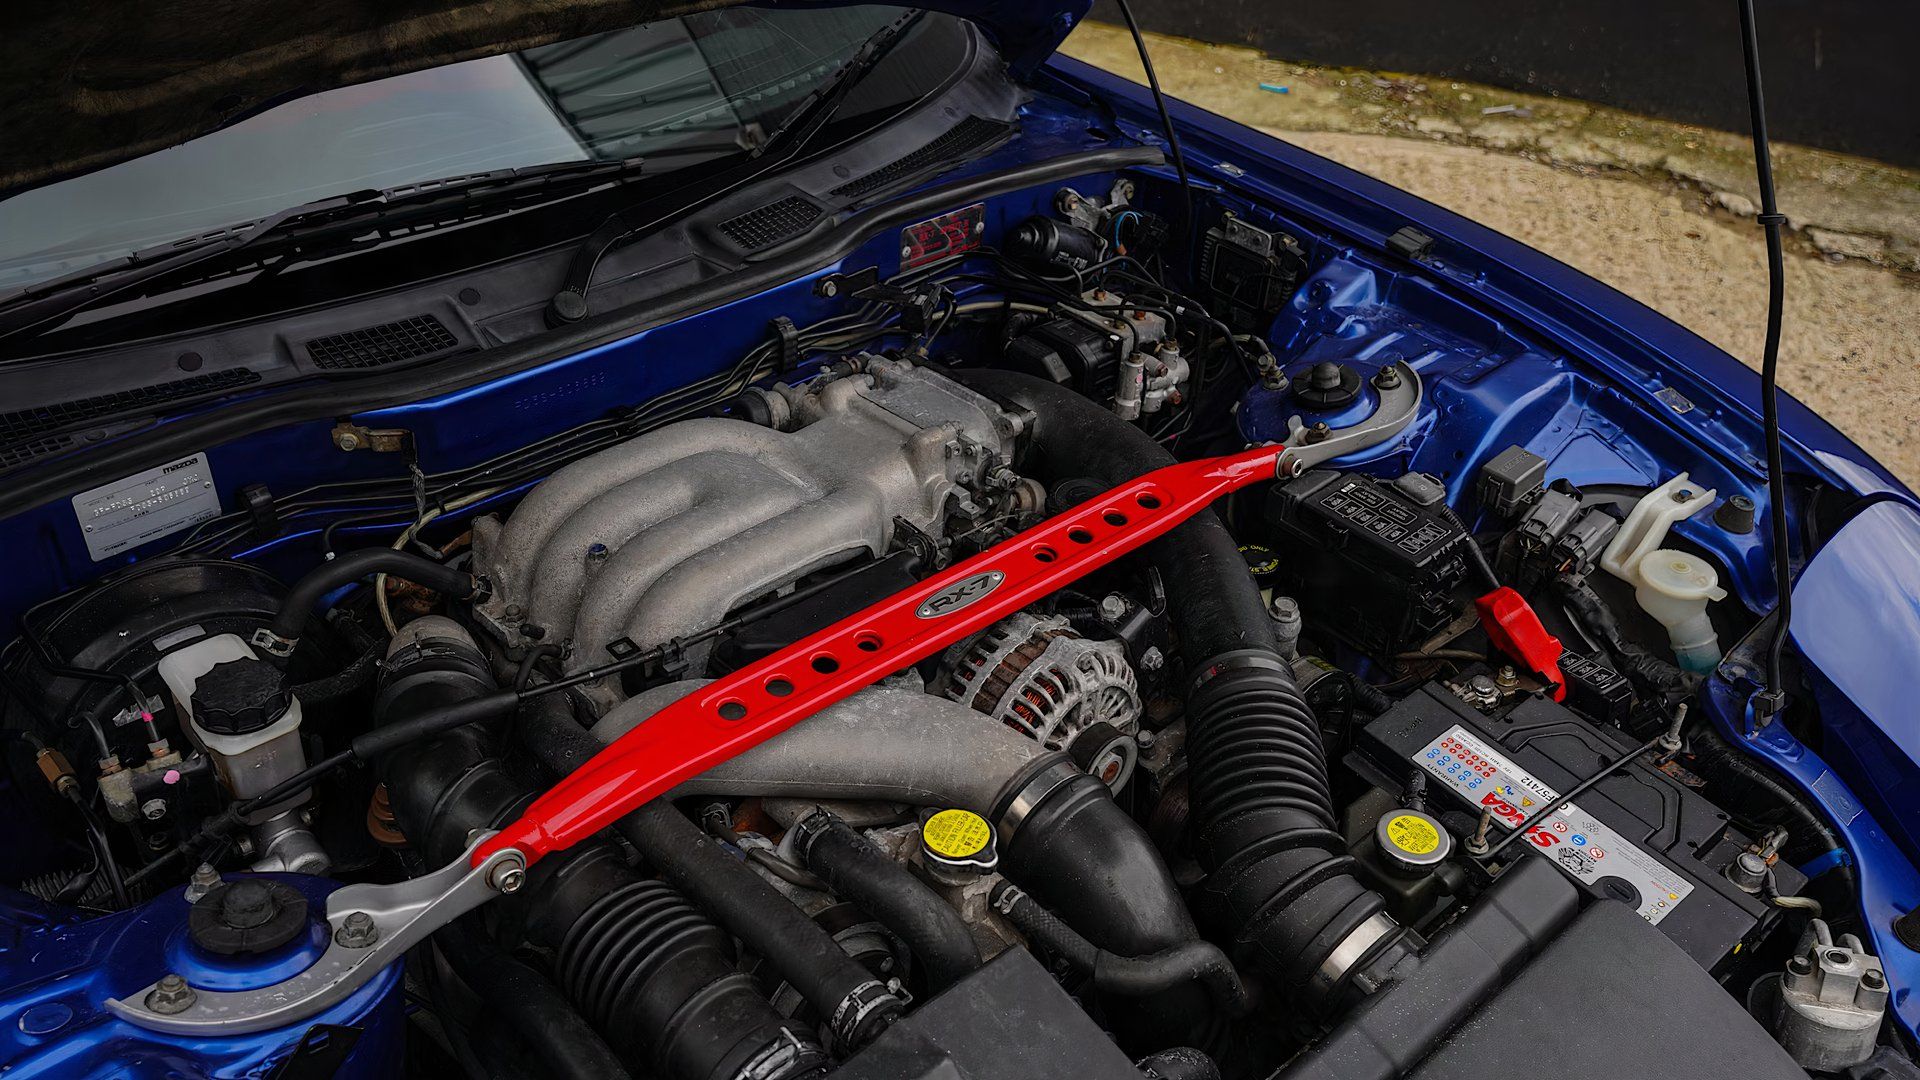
[731,1028,825,1080]
[829,979,901,1052]
[1186,649,1292,696]
[250,628,296,658]
[1310,911,1399,998]
[993,757,1083,847]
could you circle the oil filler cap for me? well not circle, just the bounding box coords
[1376,808,1452,875]
[921,809,999,883]
[189,879,310,956]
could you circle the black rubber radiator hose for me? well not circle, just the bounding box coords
[959,369,1404,1004]
[794,811,982,992]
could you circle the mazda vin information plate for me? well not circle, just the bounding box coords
[72,453,221,560]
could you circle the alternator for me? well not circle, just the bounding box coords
[945,612,1142,753]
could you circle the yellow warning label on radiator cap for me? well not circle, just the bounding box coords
[1384,813,1442,856]
[923,809,993,860]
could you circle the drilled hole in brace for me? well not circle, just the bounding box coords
[1103,510,1128,527]
[718,700,748,721]
[812,654,840,674]
[855,633,883,652]
[1067,527,1094,544]
[765,678,794,697]
[1033,545,1057,563]
[1136,492,1162,509]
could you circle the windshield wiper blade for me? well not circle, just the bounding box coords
[545,13,923,325]
[0,157,645,343]
[748,11,922,163]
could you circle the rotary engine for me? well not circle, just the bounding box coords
[469,355,1047,710]
[467,356,1158,801]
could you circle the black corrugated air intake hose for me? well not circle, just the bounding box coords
[958,369,1409,1005]
[513,692,905,1054]
[375,618,828,1080]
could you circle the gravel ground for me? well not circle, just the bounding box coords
[1062,25,1920,490]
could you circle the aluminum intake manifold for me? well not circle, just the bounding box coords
[471,358,1020,708]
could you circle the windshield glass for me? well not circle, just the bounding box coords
[0,6,955,294]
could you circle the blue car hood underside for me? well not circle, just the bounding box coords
[0,0,1086,197]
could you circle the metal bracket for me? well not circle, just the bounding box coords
[107,832,522,1036]
[1277,361,1423,474]
[330,423,412,454]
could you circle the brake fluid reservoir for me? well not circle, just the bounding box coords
[157,634,307,816]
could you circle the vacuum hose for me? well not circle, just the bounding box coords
[959,369,1406,1005]
[267,549,478,654]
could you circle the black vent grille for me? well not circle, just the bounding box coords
[718,196,823,251]
[306,314,460,370]
[831,117,1013,201]
[0,433,75,471]
[0,369,261,445]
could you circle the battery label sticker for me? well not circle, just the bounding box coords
[1418,725,1694,924]
[71,453,221,561]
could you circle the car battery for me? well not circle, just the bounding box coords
[1262,470,1469,656]
[1348,683,1804,972]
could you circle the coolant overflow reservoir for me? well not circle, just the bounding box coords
[1635,550,1729,672]
[1601,475,1727,673]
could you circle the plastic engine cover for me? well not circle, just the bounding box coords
[1405,901,1802,1079]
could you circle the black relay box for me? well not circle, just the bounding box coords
[1349,684,1803,972]
[1263,470,1469,656]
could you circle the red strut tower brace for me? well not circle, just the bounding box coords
[474,436,1559,868]
[476,442,1290,867]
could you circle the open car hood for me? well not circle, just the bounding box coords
[0,0,1087,196]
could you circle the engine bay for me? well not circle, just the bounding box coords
[0,172,1900,1079]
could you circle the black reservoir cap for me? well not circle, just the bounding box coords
[191,657,291,736]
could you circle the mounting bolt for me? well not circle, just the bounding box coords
[1139,646,1165,672]
[818,279,839,298]
[334,911,380,949]
[1465,810,1495,857]
[146,973,197,1015]
[1659,703,1689,753]
[1372,365,1402,390]
[1099,594,1129,621]
[334,430,362,452]
[140,798,168,821]
[184,863,221,903]
[1304,421,1331,444]
[1135,729,1157,751]
[490,860,527,894]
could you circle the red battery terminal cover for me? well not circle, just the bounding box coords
[1475,586,1567,701]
